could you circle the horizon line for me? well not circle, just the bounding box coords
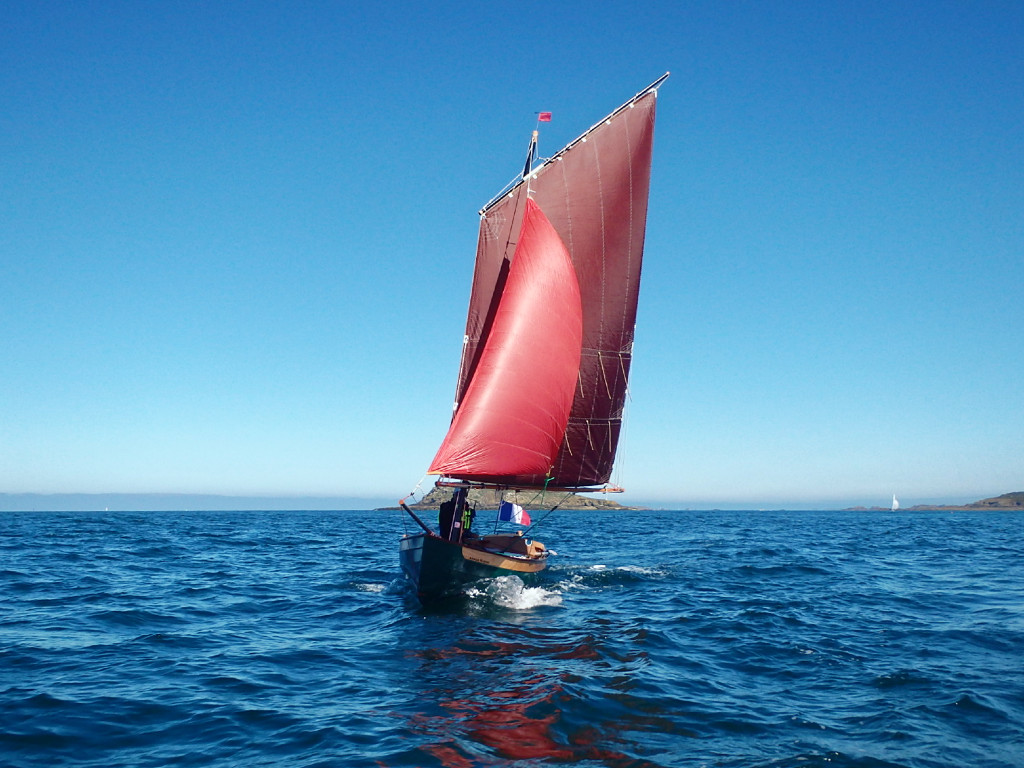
[1,490,1010,513]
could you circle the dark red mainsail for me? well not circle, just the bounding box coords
[432,77,663,489]
[428,198,583,480]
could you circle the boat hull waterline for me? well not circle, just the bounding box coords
[399,533,546,601]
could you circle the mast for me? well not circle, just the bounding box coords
[522,130,538,178]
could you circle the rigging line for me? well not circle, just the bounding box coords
[397,473,430,537]
[399,474,430,511]
[519,473,553,511]
[479,73,667,216]
[614,382,632,489]
[620,341,632,397]
[500,182,528,262]
[491,491,503,535]
[520,490,573,538]
[451,333,470,415]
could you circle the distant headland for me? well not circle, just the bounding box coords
[845,492,1024,512]
[391,486,646,512]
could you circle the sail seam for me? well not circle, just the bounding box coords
[623,106,635,349]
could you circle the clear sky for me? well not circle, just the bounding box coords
[2,1,1021,510]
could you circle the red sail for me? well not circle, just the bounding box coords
[450,81,661,488]
[428,198,582,480]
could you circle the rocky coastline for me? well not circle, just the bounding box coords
[845,491,1024,512]
[388,485,645,512]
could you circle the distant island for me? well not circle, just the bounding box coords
[845,492,1024,512]
[3,491,1020,514]
[389,486,645,512]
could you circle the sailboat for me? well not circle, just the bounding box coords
[398,74,668,602]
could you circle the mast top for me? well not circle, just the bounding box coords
[522,129,539,178]
[484,72,669,215]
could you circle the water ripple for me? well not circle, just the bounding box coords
[1,509,1022,767]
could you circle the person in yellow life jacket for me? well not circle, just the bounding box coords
[461,501,475,540]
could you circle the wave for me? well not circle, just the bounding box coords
[552,562,673,592]
[3,508,1023,768]
[466,575,563,610]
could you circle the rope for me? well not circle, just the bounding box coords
[398,474,430,536]
[487,476,568,538]
[520,490,574,538]
[403,474,429,504]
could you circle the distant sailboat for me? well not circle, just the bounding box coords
[891,494,900,511]
[398,74,668,602]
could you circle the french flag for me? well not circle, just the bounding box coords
[498,501,531,526]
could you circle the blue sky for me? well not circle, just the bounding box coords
[2,1,1021,509]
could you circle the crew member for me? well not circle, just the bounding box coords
[438,487,469,541]
[438,494,456,540]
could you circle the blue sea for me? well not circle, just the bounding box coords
[2,508,1022,767]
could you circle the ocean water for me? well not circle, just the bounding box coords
[1,508,1022,768]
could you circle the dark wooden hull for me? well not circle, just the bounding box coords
[399,533,547,602]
